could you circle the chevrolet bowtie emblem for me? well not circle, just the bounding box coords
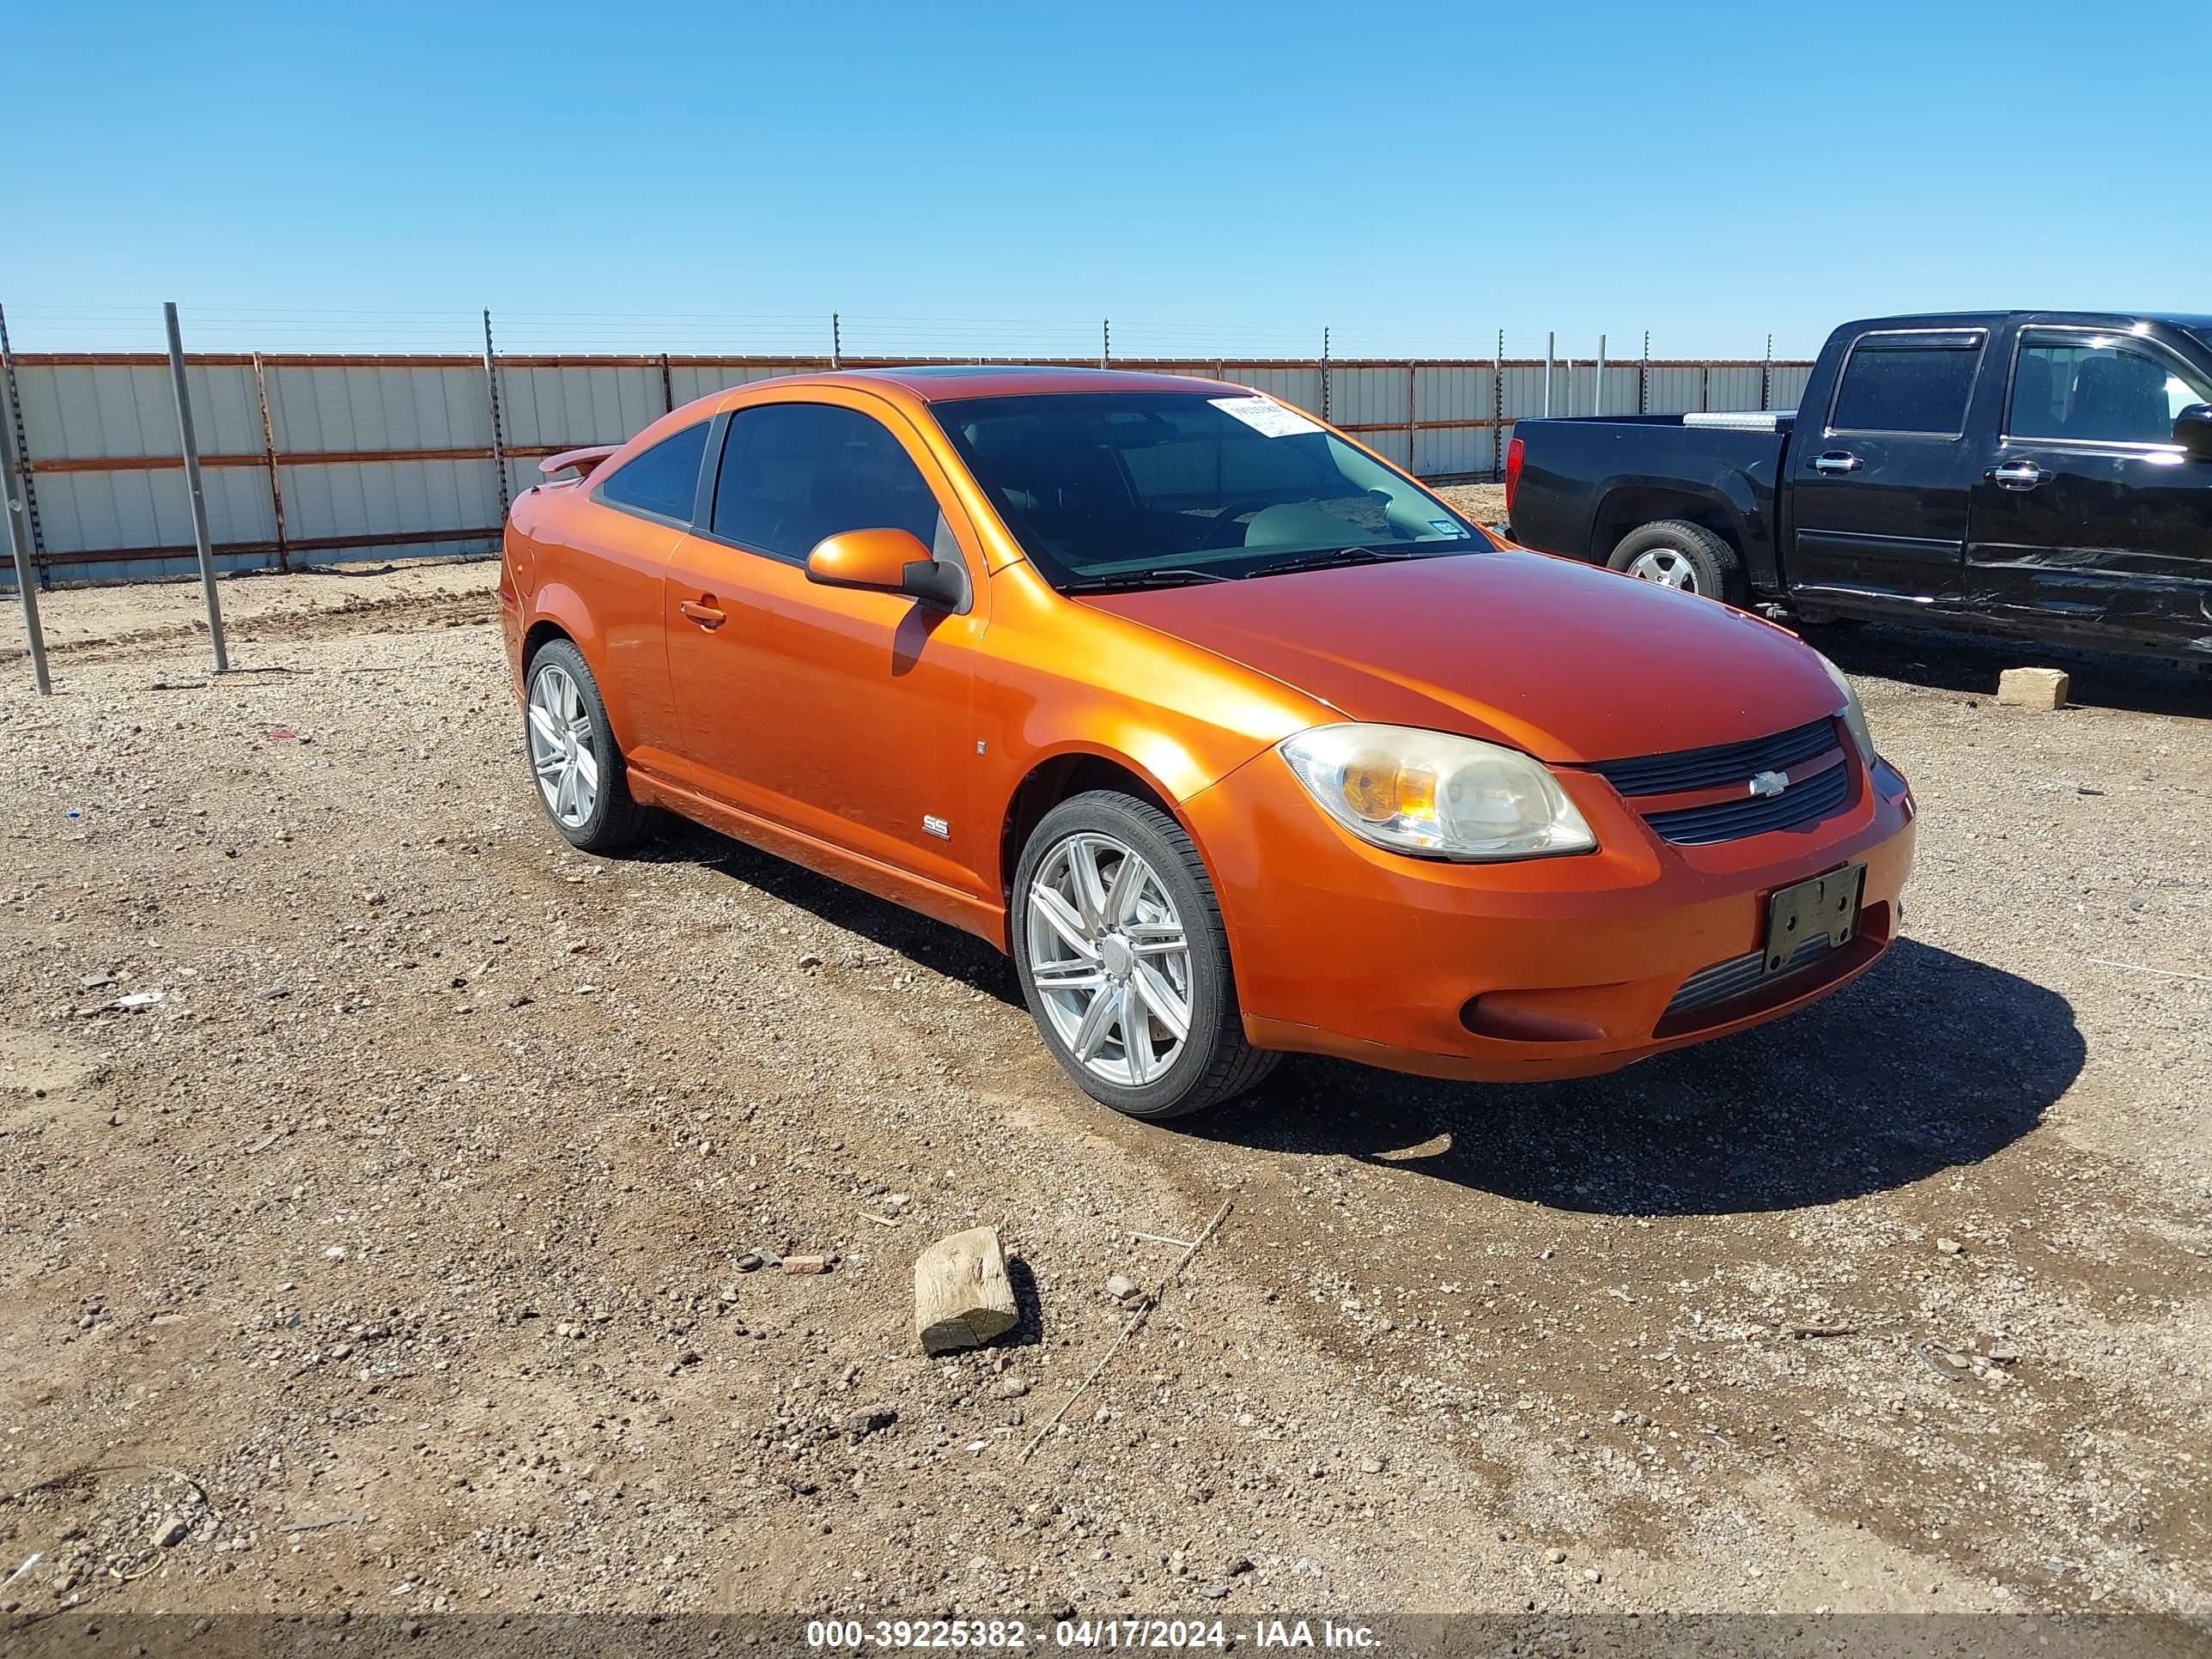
[1747,770,1790,798]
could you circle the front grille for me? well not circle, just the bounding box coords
[1642,757,1850,846]
[1666,933,1834,1017]
[1589,718,1838,798]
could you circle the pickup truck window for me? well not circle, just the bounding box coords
[1828,334,1983,436]
[2008,331,2212,447]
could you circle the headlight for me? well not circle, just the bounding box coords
[1279,724,1595,860]
[1815,653,1876,766]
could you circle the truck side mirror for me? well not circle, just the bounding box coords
[2174,403,2212,460]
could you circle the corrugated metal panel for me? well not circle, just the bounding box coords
[279,459,501,542]
[1707,367,1766,410]
[1228,365,1322,411]
[1414,424,1489,478]
[666,362,815,404]
[1500,366,1552,422]
[32,465,274,555]
[1769,365,1814,412]
[266,364,489,452]
[1595,366,1640,415]
[15,362,262,459]
[1644,366,1707,413]
[1328,365,1413,431]
[496,364,665,448]
[1415,364,1491,425]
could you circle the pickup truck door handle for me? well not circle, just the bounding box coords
[1986,460,2048,490]
[679,598,727,629]
[1810,452,1863,475]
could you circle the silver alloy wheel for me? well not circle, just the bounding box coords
[526,661,599,828]
[1626,547,1698,592]
[1024,831,1194,1088]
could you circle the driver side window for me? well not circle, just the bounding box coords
[709,403,947,562]
[2008,336,2211,447]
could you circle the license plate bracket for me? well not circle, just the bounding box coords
[1763,863,1864,976]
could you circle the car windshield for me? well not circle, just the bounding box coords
[930,392,1481,591]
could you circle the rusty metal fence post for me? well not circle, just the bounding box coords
[1405,358,1418,473]
[0,304,46,591]
[482,308,509,517]
[252,351,289,572]
[1492,330,1504,479]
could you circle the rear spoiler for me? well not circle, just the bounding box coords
[539,444,619,481]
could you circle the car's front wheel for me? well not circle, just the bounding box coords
[523,638,651,854]
[1012,791,1276,1121]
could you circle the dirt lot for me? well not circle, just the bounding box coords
[2,535,2208,1627]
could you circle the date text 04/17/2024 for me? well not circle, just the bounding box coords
[803,1619,1380,1650]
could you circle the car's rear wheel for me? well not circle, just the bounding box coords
[523,638,651,854]
[1607,519,1745,605]
[1012,791,1277,1121]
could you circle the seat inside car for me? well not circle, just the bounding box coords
[2010,352,2056,434]
[2065,353,2171,443]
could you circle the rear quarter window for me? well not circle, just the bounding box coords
[594,422,711,523]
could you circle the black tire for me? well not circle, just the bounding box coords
[521,637,653,854]
[1606,519,1746,605]
[1012,791,1277,1121]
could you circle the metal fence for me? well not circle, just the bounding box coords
[0,337,1814,589]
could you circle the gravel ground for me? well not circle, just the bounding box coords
[0,544,2207,1626]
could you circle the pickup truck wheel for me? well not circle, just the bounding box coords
[1607,520,1745,605]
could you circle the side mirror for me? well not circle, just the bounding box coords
[2173,403,2212,460]
[805,528,970,611]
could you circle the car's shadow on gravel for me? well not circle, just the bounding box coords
[652,825,2079,1216]
[1808,622,2212,720]
[1192,939,2083,1216]
[652,822,1022,998]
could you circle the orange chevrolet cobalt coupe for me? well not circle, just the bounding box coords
[500,368,1916,1119]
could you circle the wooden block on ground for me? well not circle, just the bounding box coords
[915,1226,1018,1354]
[1996,667,2069,710]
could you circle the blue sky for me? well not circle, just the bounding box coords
[9,0,2207,359]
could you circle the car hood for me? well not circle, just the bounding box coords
[1078,550,1842,764]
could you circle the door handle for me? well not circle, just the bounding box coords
[679,598,726,629]
[1986,460,2047,490]
[1811,452,1863,475]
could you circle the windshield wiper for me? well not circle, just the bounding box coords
[1060,568,1237,593]
[1244,544,1431,580]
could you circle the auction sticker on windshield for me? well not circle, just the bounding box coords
[1209,395,1322,438]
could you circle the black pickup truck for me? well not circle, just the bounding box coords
[1504,311,2212,662]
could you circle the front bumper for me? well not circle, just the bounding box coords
[1182,745,1917,1082]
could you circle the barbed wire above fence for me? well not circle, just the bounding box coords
[0,303,1790,366]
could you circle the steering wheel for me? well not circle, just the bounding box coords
[1200,499,1275,550]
